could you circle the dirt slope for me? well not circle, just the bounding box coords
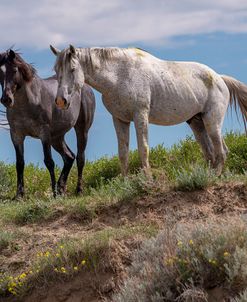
[2,182,247,302]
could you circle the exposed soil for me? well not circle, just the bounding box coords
[1,182,247,302]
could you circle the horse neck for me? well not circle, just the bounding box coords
[16,74,42,105]
[79,49,123,95]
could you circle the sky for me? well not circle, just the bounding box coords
[0,0,247,166]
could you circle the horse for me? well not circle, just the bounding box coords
[0,49,95,198]
[50,45,247,176]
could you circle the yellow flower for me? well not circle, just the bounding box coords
[73,266,78,271]
[177,241,183,247]
[209,259,217,265]
[37,252,43,257]
[61,267,66,273]
[45,251,50,257]
[189,239,194,245]
[165,258,174,265]
[224,251,230,257]
[81,260,86,265]
[54,268,58,272]
[56,253,61,257]
[59,245,64,249]
[19,273,27,279]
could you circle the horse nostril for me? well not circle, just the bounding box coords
[1,96,14,108]
[55,96,68,109]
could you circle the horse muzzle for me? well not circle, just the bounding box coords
[55,96,70,110]
[1,94,14,108]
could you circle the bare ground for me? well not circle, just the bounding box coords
[1,181,247,302]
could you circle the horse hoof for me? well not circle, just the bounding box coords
[12,193,24,201]
[76,187,83,195]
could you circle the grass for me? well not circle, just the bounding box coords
[0,132,246,300]
[0,223,158,299]
[0,199,54,225]
[175,164,217,191]
[0,231,19,253]
[0,132,246,201]
[113,217,247,302]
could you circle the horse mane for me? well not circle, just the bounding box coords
[56,46,149,72]
[10,52,36,82]
[83,47,150,70]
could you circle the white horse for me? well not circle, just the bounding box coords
[50,45,247,176]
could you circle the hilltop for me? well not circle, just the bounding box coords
[0,132,246,302]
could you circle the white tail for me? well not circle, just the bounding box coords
[221,75,247,132]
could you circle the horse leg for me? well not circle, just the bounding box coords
[187,115,215,165]
[41,138,56,197]
[113,117,130,176]
[133,112,150,172]
[11,132,25,198]
[202,107,227,176]
[52,138,75,195]
[74,126,88,194]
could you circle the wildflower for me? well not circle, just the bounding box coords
[59,245,64,249]
[37,252,43,257]
[223,251,230,257]
[177,241,183,247]
[189,239,194,245]
[54,268,58,272]
[45,251,50,257]
[73,266,78,271]
[165,258,174,265]
[209,259,217,265]
[61,267,66,273]
[81,260,86,265]
[56,253,61,257]
[19,273,27,279]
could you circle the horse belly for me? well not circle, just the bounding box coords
[149,97,203,126]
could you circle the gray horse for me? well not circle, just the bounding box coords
[0,50,95,198]
[50,45,247,176]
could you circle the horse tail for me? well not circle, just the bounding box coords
[221,75,247,132]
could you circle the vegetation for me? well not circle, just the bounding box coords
[113,217,247,301]
[0,132,246,200]
[0,132,246,301]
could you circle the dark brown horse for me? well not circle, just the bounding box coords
[0,50,95,198]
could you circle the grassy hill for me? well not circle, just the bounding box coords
[0,132,246,301]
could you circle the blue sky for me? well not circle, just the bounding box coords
[0,1,247,166]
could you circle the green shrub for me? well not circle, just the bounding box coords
[0,132,246,200]
[0,231,15,252]
[175,164,217,191]
[225,132,247,174]
[112,217,247,302]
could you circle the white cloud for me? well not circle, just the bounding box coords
[0,0,247,49]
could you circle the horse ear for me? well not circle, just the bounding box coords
[50,45,61,56]
[69,44,76,55]
[8,49,16,61]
